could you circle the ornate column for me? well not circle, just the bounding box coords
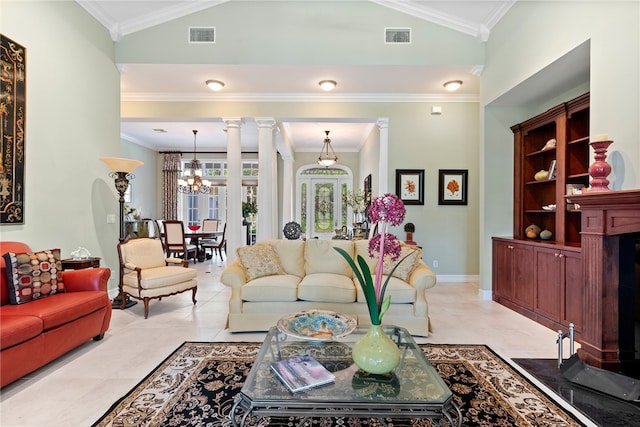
[377,118,389,195]
[224,118,242,263]
[256,118,276,241]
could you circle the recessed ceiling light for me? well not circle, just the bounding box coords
[206,80,225,91]
[319,80,337,91]
[443,80,463,92]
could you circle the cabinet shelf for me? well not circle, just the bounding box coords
[525,179,555,185]
[526,147,556,157]
[568,136,590,145]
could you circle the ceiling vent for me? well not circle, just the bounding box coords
[189,27,216,43]
[385,28,411,44]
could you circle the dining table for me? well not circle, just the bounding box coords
[186,231,223,262]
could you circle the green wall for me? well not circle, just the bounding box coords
[2,1,123,292]
[479,1,640,293]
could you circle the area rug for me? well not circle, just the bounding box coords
[93,342,587,427]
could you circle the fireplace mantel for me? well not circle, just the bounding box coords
[568,189,640,376]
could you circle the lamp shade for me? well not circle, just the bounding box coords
[100,157,143,173]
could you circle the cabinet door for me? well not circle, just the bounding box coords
[512,244,534,310]
[562,250,583,331]
[534,247,562,322]
[493,240,513,300]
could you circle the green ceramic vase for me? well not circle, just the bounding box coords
[351,324,401,375]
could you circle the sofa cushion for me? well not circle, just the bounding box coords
[355,275,417,304]
[0,291,108,330]
[2,249,65,305]
[237,243,286,281]
[123,266,197,290]
[1,242,33,306]
[241,274,300,302]
[383,245,422,281]
[0,315,43,350]
[267,239,305,277]
[304,239,353,277]
[298,273,356,303]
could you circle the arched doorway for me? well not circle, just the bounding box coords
[296,165,353,239]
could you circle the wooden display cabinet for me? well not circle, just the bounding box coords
[493,92,589,336]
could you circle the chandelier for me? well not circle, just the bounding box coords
[178,130,212,194]
[317,130,338,167]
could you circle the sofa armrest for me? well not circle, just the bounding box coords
[408,260,437,291]
[61,267,111,293]
[221,259,247,289]
[221,259,248,315]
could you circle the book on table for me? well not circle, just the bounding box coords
[270,354,335,393]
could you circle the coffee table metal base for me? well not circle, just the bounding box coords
[230,394,463,427]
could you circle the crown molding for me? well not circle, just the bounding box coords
[120,92,480,103]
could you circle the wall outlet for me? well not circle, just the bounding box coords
[433,260,438,268]
[107,214,116,224]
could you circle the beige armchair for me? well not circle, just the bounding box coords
[117,238,197,318]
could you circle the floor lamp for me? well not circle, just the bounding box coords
[100,157,143,309]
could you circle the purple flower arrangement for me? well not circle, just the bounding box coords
[335,193,412,325]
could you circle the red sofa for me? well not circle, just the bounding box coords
[0,242,112,388]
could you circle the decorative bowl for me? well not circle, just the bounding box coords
[187,225,201,231]
[277,310,356,341]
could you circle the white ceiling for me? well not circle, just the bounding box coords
[77,0,517,152]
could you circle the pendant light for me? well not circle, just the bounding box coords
[178,130,212,194]
[317,130,338,167]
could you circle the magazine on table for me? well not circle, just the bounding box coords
[270,354,335,393]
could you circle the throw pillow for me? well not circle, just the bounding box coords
[382,245,422,281]
[237,244,285,282]
[3,248,65,304]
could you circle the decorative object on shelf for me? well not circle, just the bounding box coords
[588,134,613,192]
[396,169,424,205]
[177,130,212,194]
[540,229,553,240]
[70,247,91,260]
[334,193,413,374]
[100,156,143,309]
[438,169,468,205]
[317,130,338,167]
[1,35,26,224]
[541,138,557,151]
[548,160,557,180]
[404,222,416,245]
[525,224,541,239]
[283,221,302,240]
[534,170,549,181]
[276,310,356,341]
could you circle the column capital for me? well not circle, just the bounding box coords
[377,118,389,129]
[223,118,242,128]
[255,118,276,128]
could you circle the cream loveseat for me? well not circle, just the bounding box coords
[221,239,437,336]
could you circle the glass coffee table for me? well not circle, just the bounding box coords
[231,325,462,426]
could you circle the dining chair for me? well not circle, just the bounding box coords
[201,223,226,261]
[162,220,198,263]
[200,218,220,259]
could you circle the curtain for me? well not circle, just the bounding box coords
[163,152,182,220]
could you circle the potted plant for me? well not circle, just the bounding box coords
[404,222,416,245]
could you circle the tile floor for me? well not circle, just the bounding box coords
[0,260,598,426]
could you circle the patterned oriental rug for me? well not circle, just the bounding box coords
[93,342,588,427]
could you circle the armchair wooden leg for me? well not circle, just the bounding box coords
[191,287,197,305]
[143,298,150,319]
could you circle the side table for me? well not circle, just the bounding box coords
[61,257,101,270]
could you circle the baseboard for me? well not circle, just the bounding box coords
[434,275,492,300]
[434,274,479,283]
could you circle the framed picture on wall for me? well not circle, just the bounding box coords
[438,169,468,205]
[395,169,424,205]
